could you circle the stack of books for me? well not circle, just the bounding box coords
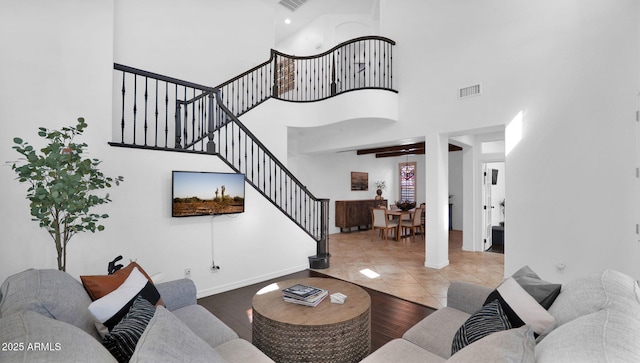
[282,283,329,307]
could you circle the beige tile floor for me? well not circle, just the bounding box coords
[312,230,504,309]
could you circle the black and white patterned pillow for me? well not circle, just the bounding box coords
[88,267,161,336]
[103,295,156,363]
[451,266,560,355]
[451,299,512,355]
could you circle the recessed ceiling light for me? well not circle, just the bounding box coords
[284,18,291,25]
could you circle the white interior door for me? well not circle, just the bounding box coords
[483,164,493,251]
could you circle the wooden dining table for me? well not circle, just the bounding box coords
[386,208,415,218]
[385,208,416,240]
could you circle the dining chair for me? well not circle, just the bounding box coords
[383,204,399,223]
[400,207,424,241]
[371,207,399,241]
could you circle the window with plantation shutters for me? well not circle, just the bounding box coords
[399,161,416,203]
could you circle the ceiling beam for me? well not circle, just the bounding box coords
[356,142,462,158]
[357,142,424,156]
[375,149,425,158]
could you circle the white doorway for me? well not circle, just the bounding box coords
[482,162,505,252]
[450,130,505,254]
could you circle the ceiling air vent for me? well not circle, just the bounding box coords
[278,0,308,11]
[458,84,481,99]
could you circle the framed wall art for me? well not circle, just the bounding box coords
[350,172,368,191]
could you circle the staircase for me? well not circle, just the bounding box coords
[110,36,396,268]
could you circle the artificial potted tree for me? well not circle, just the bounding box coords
[10,118,123,271]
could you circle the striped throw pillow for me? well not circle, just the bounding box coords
[451,299,512,355]
[103,295,156,363]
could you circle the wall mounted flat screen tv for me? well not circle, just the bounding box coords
[172,171,246,217]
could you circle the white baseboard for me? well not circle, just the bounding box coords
[196,264,309,299]
[424,260,450,269]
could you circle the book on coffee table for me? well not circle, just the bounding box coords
[282,284,328,307]
[282,284,322,299]
[283,289,329,307]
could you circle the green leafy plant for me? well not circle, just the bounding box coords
[11,118,123,271]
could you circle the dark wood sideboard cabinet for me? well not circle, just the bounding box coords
[335,199,387,232]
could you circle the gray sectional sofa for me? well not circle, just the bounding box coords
[362,269,640,362]
[0,268,273,363]
[3,268,639,362]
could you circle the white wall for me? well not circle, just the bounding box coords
[379,0,640,281]
[114,0,274,86]
[500,1,640,281]
[89,148,315,297]
[1,0,115,280]
[0,0,316,295]
[242,90,399,159]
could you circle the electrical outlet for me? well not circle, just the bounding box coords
[184,268,191,279]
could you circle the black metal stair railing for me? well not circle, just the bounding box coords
[112,63,217,152]
[213,100,329,244]
[111,36,396,263]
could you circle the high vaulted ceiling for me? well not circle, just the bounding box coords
[259,0,377,43]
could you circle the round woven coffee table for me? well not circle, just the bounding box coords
[252,277,371,363]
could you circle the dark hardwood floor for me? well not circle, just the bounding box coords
[198,269,436,353]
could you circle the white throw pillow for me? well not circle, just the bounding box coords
[88,267,158,337]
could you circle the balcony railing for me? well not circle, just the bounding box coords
[217,36,396,118]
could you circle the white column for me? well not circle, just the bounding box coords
[425,131,449,269]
